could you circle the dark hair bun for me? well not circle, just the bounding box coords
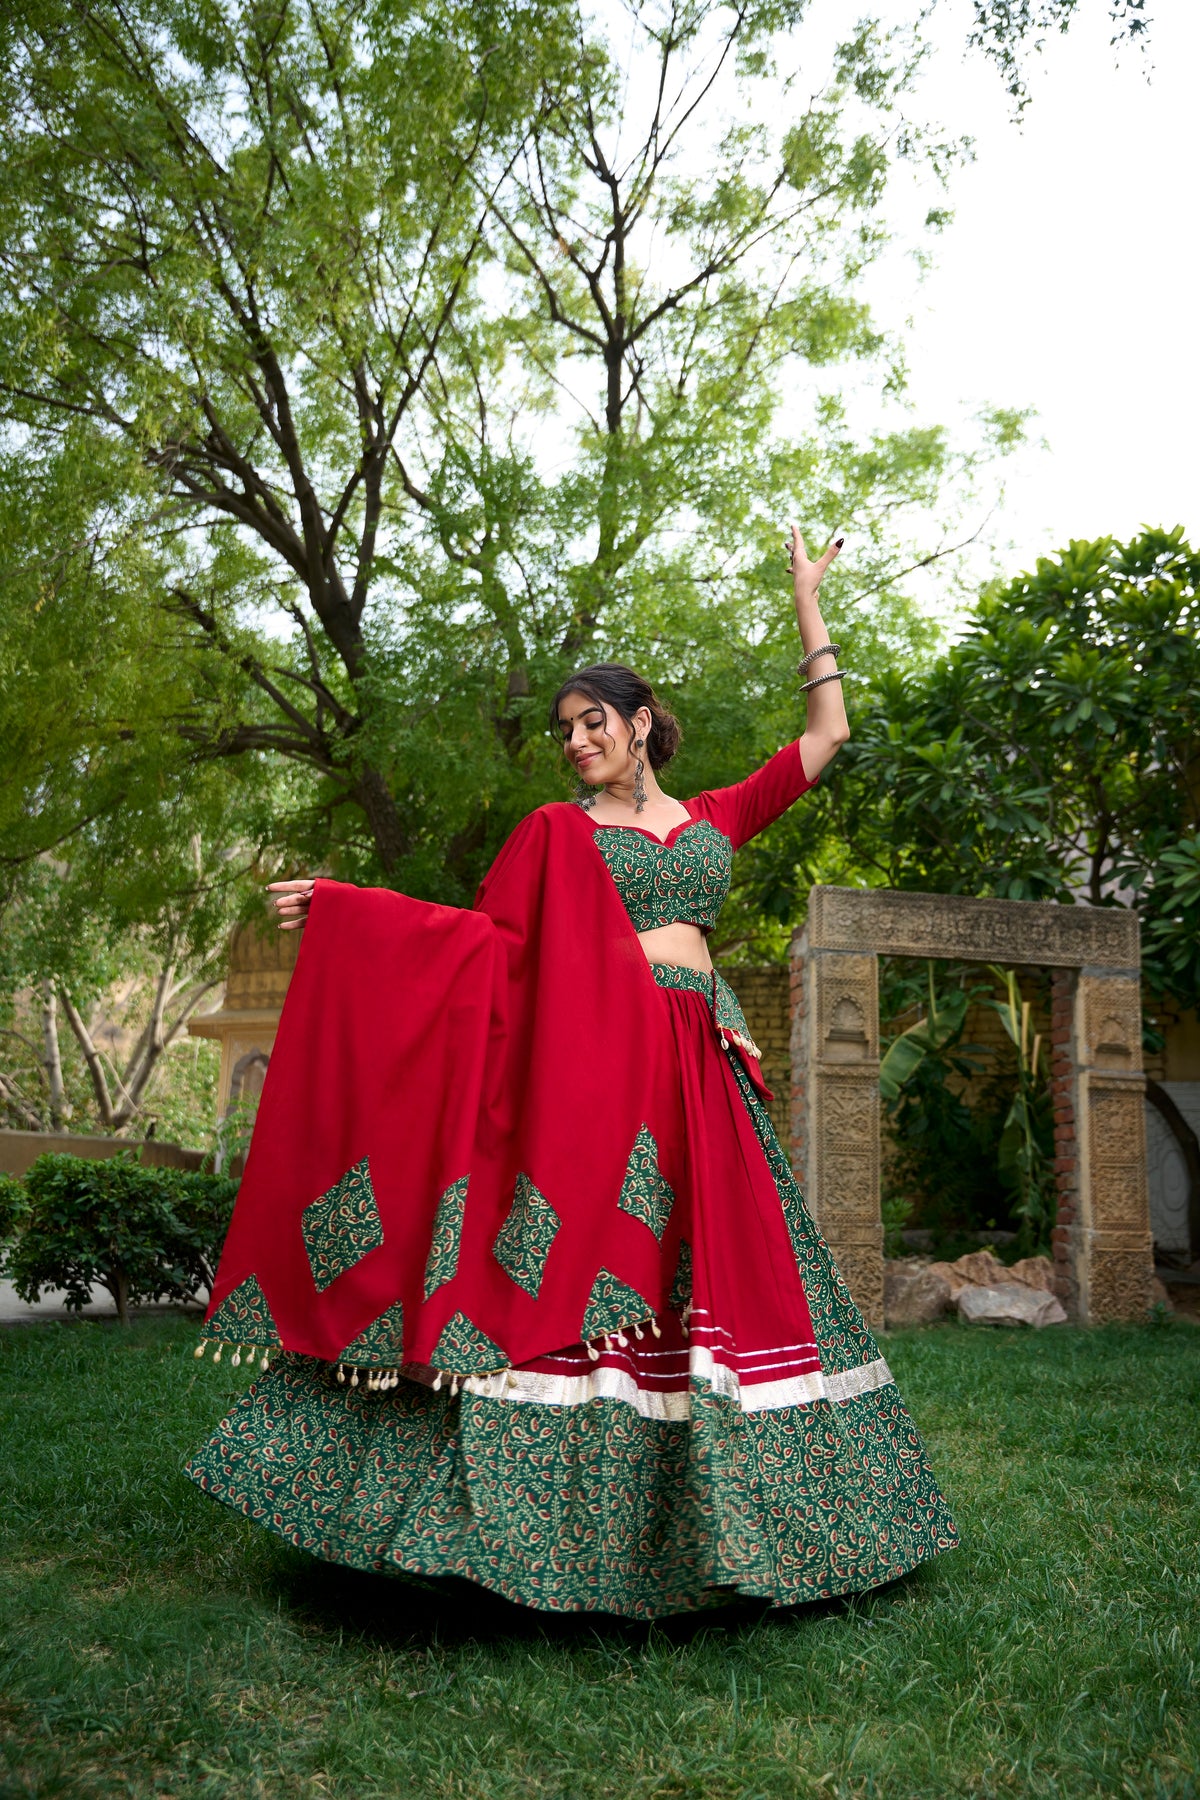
[549,663,683,770]
[645,702,682,770]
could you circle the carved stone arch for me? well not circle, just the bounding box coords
[229,1047,270,1106]
[790,886,1152,1328]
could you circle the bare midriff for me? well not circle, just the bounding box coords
[636,922,714,974]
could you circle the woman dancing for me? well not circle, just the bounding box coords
[187,526,958,1617]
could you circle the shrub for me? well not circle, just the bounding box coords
[0,1171,30,1247]
[157,1167,239,1294]
[5,1153,236,1324]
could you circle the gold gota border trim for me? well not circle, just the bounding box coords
[461,1352,895,1418]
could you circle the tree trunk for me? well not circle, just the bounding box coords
[109,1266,130,1326]
[354,763,410,874]
[40,983,70,1129]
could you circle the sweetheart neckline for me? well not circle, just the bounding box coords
[587,815,713,849]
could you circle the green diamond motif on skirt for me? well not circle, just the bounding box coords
[617,1125,675,1242]
[301,1156,384,1293]
[432,1311,506,1374]
[339,1299,405,1368]
[493,1172,561,1299]
[207,1274,279,1345]
[424,1175,469,1299]
[582,1268,653,1340]
[669,1239,692,1313]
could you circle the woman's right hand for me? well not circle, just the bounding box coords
[268,879,316,931]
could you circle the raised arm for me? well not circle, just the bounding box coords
[788,524,850,780]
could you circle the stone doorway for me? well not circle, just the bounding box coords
[789,886,1153,1330]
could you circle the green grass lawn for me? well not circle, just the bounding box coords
[1,1315,1197,1800]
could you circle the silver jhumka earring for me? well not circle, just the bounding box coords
[632,737,647,813]
[574,778,598,809]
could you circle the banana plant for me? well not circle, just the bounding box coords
[879,963,972,1103]
[986,965,1054,1249]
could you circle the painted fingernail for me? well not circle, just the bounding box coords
[835,537,844,549]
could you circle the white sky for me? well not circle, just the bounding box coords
[864,0,1199,591]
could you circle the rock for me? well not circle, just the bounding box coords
[1007,1256,1057,1293]
[927,1250,1009,1295]
[957,1284,1068,1328]
[950,1249,1017,1288]
[884,1261,954,1327]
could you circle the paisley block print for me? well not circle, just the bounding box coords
[423,1175,469,1300]
[301,1156,385,1294]
[188,1019,959,1613]
[591,819,732,934]
[581,1268,655,1340]
[340,1299,405,1367]
[432,1311,506,1375]
[617,1125,675,1241]
[184,1355,957,1619]
[191,756,958,1616]
[669,1240,693,1314]
[492,1172,561,1299]
[649,963,761,1058]
[207,1274,279,1346]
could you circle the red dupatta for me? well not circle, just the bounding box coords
[201,802,698,1377]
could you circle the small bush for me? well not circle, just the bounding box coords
[0,1171,30,1246]
[5,1153,237,1324]
[157,1167,239,1294]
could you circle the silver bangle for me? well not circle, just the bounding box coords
[800,669,847,694]
[798,641,841,672]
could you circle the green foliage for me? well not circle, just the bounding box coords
[879,965,972,1102]
[0,424,281,1135]
[2,1316,1199,1796]
[967,0,1152,108]
[1142,832,1200,1015]
[4,1154,235,1323]
[820,530,1200,1007]
[0,0,1017,912]
[158,1166,241,1295]
[884,1046,1011,1242]
[878,960,1053,1245]
[986,965,1055,1253]
[0,1172,29,1244]
[881,1189,914,1260]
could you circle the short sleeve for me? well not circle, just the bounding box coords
[683,742,816,851]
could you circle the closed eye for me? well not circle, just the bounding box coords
[558,709,605,738]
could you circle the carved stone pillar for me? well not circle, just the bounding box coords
[1073,968,1154,1321]
[791,929,883,1329]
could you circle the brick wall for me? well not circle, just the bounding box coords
[721,964,791,1147]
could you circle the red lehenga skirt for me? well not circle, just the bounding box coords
[186,966,958,1617]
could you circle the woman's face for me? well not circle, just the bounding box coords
[556,691,637,785]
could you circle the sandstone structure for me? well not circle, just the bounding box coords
[792,886,1153,1331]
[189,919,299,1116]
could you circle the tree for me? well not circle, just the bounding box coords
[809,528,1200,1009]
[0,434,279,1135]
[964,0,1151,107]
[0,0,1020,907]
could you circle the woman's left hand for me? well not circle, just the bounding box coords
[788,524,842,611]
[268,879,315,931]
